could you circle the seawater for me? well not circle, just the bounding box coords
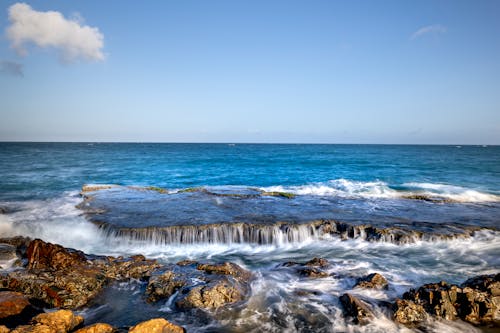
[0,143,499,332]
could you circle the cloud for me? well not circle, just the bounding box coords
[6,3,104,62]
[0,60,23,76]
[411,24,447,40]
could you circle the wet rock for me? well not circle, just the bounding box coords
[146,271,187,302]
[279,258,330,278]
[103,255,160,281]
[403,281,460,321]
[0,292,40,327]
[339,293,374,325]
[26,240,87,271]
[146,261,251,310]
[354,273,388,290]
[393,299,427,326]
[74,323,114,333]
[457,274,500,325]
[128,318,184,333]
[0,245,18,262]
[0,238,31,259]
[0,207,7,214]
[297,267,329,278]
[400,274,500,326]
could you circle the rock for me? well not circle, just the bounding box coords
[11,325,54,333]
[0,245,17,262]
[146,261,251,310]
[74,323,114,333]
[403,281,460,321]
[399,274,500,326]
[457,274,500,325]
[0,208,7,214]
[146,271,187,303]
[354,273,388,290]
[0,238,31,258]
[30,310,83,333]
[297,267,329,278]
[339,293,373,325]
[393,299,427,326]
[304,257,329,267]
[26,240,87,271]
[103,255,160,281]
[128,318,184,333]
[0,325,9,333]
[0,291,38,326]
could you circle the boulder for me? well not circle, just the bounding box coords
[73,323,114,333]
[403,281,460,321]
[30,310,83,333]
[339,293,373,325]
[0,291,39,327]
[354,273,388,290]
[0,325,9,333]
[146,261,251,310]
[393,299,427,326]
[297,268,329,278]
[304,257,329,268]
[279,258,330,279]
[26,240,87,271]
[128,318,184,333]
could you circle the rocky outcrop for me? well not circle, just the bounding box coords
[339,293,374,325]
[279,257,330,278]
[128,318,184,333]
[1,239,159,309]
[146,261,252,310]
[393,299,427,326]
[74,323,114,333]
[396,274,499,326]
[354,273,388,290]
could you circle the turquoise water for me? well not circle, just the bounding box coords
[1,143,499,333]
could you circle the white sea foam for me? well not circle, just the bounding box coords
[261,179,500,203]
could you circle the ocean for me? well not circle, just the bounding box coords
[1,142,499,332]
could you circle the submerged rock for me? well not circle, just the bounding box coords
[397,274,500,326]
[146,261,252,310]
[354,273,388,290]
[339,293,374,325]
[128,318,184,333]
[279,257,330,278]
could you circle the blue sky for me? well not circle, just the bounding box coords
[0,1,499,144]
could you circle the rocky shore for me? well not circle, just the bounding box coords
[1,237,499,332]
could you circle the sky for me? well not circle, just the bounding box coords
[0,1,499,144]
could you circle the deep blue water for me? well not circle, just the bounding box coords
[1,142,499,200]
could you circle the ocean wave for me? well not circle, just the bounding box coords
[261,179,500,203]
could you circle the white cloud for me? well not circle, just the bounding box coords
[411,24,447,40]
[6,3,104,62]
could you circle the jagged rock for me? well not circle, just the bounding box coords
[403,281,460,321]
[0,238,31,259]
[393,299,427,326]
[354,273,388,290]
[339,293,373,325]
[1,239,159,309]
[146,271,187,303]
[279,258,330,278]
[26,240,87,271]
[146,261,251,310]
[128,318,184,333]
[400,274,500,326]
[74,323,114,333]
[0,245,17,262]
[0,325,9,333]
[0,291,39,327]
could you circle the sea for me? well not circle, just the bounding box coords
[0,142,499,332]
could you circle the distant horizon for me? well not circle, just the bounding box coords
[0,140,498,146]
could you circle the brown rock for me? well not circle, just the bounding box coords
[354,273,388,290]
[128,318,184,333]
[297,267,329,278]
[11,325,55,333]
[196,262,251,281]
[146,271,187,303]
[304,257,329,268]
[26,240,87,271]
[0,292,31,319]
[393,299,427,326]
[31,310,83,333]
[403,281,459,321]
[74,323,114,333]
[339,293,373,325]
[0,325,9,333]
[176,279,246,309]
